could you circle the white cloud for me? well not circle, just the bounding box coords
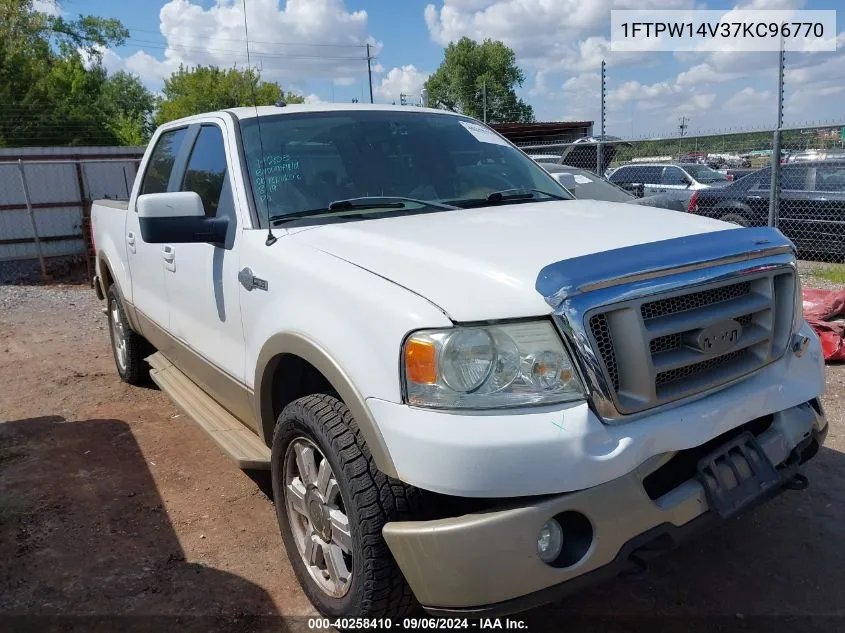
[736,0,806,8]
[675,63,743,86]
[375,65,430,102]
[32,0,61,16]
[103,0,379,90]
[304,93,325,103]
[424,0,694,66]
[723,87,773,113]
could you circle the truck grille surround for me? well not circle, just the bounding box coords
[582,270,796,417]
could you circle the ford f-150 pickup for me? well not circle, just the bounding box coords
[92,104,827,620]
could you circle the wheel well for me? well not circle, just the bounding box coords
[264,353,335,445]
[99,256,114,294]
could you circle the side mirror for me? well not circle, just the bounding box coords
[137,192,228,246]
[684,178,693,188]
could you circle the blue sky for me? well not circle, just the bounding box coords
[44,0,844,137]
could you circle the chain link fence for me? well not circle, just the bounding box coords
[515,124,845,262]
[0,149,144,280]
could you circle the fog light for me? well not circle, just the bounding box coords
[537,519,563,563]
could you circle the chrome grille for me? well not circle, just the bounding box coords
[585,270,796,416]
[649,332,682,355]
[655,349,749,387]
[649,313,755,355]
[589,313,619,391]
[641,281,751,320]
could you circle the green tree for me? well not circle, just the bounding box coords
[0,0,129,146]
[424,38,534,124]
[101,71,158,144]
[156,65,304,126]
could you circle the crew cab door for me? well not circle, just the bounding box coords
[659,166,693,193]
[164,121,248,391]
[127,126,190,331]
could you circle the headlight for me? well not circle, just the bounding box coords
[403,321,584,409]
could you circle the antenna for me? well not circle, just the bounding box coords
[242,0,277,246]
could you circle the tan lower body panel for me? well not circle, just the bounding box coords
[133,308,259,433]
[148,352,270,470]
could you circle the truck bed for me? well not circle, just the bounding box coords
[94,199,129,211]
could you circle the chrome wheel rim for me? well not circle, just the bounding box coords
[284,437,353,598]
[110,302,128,372]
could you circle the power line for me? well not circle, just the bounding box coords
[122,25,367,48]
[121,37,367,61]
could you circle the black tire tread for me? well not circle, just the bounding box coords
[107,285,151,385]
[273,394,428,618]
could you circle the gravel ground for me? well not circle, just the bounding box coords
[1,279,843,633]
[798,260,844,292]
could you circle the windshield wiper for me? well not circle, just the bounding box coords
[270,196,458,225]
[486,188,567,201]
[328,196,458,211]
[448,188,568,208]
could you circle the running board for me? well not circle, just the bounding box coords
[147,352,271,470]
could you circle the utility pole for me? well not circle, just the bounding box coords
[366,43,374,104]
[677,115,689,158]
[482,79,487,123]
[598,60,606,175]
[769,34,785,228]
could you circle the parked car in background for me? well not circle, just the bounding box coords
[608,162,731,197]
[528,154,562,164]
[726,168,759,182]
[787,150,845,163]
[691,161,845,257]
[532,135,633,175]
[542,164,693,212]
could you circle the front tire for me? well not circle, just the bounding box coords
[271,394,422,619]
[107,285,150,385]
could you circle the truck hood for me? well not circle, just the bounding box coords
[290,200,730,322]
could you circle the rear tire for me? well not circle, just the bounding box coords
[271,394,424,619]
[107,285,150,385]
[719,213,749,227]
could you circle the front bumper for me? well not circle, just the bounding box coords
[382,399,827,615]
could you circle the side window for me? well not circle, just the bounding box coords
[661,167,689,186]
[181,125,228,216]
[641,166,663,183]
[814,166,845,192]
[781,166,810,191]
[140,128,188,195]
[751,167,772,190]
[608,166,632,182]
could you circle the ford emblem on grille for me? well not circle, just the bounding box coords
[685,319,743,355]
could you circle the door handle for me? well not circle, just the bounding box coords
[126,232,136,254]
[162,245,176,272]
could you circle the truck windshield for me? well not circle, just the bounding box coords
[239,110,570,224]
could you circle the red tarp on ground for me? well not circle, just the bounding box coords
[803,288,845,361]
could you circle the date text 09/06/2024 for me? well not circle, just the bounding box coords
[307,618,530,630]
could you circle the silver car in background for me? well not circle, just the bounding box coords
[542,164,694,212]
[607,162,731,197]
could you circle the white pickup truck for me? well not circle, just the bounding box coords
[92,104,827,620]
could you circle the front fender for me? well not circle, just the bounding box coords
[242,236,452,478]
[254,332,400,477]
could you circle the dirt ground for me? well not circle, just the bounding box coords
[1,277,843,633]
